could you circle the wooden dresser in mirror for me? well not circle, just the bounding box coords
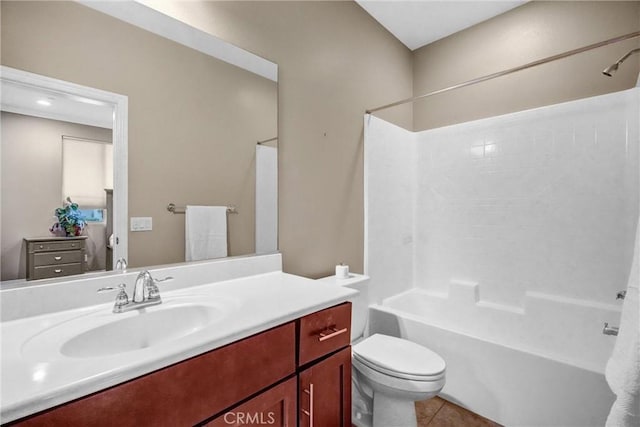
[24,236,87,281]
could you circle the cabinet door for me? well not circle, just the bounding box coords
[299,347,351,427]
[206,377,297,427]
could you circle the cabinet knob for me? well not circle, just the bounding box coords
[54,256,62,261]
[54,269,62,274]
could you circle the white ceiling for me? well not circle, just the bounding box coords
[356,0,527,51]
[1,81,114,129]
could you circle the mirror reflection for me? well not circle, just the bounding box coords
[1,81,115,281]
[0,1,278,284]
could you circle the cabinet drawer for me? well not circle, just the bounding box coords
[28,240,84,253]
[33,251,83,267]
[299,302,351,366]
[32,263,83,280]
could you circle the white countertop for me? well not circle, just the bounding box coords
[1,271,357,423]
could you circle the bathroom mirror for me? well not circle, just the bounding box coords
[0,1,278,284]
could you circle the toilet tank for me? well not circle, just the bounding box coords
[316,274,370,342]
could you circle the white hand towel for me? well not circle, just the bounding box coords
[605,221,640,427]
[185,205,228,262]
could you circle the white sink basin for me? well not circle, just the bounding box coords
[61,304,223,358]
[21,299,233,360]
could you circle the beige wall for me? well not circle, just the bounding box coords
[413,1,640,131]
[0,112,112,280]
[5,1,636,280]
[141,1,414,278]
[1,1,277,269]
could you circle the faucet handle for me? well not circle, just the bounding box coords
[148,283,161,300]
[147,276,172,300]
[98,284,130,313]
[97,283,127,293]
[113,284,130,309]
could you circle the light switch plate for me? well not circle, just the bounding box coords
[130,217,152,231]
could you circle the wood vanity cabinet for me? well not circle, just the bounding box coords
[10,323,296,427]
[8,302,352,427]
[211,302,352,427]
[298,302,352,427]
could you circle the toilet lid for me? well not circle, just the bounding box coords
[352,334,445,378]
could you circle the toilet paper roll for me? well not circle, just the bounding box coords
[336,264,349,279]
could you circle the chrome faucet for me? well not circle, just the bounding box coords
[603,322,619,336]
[132,270,158,303]
[98,270,173,313]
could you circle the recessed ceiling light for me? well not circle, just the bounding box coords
[37,99,51,106]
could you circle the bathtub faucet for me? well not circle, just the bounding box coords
[602,322,619,336]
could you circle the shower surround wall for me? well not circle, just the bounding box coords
[416,89,639,308]
[364,88,639,425]
[364,115,416,304]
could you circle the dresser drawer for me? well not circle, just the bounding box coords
[298,302,351,366]
[32,263,83,280]
[28,240,84,253]
[33,251,83,267]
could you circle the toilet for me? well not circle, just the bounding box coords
[318,274,446,427]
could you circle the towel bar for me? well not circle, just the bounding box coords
[167,203,237,214]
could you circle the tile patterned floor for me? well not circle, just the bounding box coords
[416,397,502,427]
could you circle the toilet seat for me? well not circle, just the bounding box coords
[353,353,446,382]
[352,356,446,397]
[352,334,445,381]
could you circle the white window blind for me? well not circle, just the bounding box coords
[62,136,113,208]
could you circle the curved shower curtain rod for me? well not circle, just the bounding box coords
[366,30,640,115]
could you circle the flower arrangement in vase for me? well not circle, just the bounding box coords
[50,197,87,237]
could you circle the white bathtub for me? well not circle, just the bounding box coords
[368,287,619,427]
